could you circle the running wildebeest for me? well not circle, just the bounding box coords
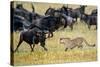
[14,27,48,52]
[53,10,76,30]
[66,5,87,22]
[81,13,97,29]
[60,5,87,24]
[29,15,61,38]
[11,3,31,31]
[50,5,87,22]
[11,2,44,31]
[45,5,69,16]
[12,12,44,31]
[45,8,68,28]
[14,3,35,22]
[45,8,76,30]
[57,5,69,15]
[91,9,97,16]
[31,8,75,37]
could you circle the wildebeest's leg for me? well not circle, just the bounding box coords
[75,17,77,22]
[87,20,91,30]
[63,20,67,28]
[48,32,51,38]
[31,36,36,52]
[70,24,73,30]
[65,48,68,51]
[80,15,84,23]
[32,44,35,51]
[29,44,33,52]
[14,32,24,52]
[40,42,48,51]
[50,32,53,37]
[48,31,53,38]
[14,39,23,52]
[96,25,97,30]
[88,25,91,30]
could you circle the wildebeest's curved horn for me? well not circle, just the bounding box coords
[80,5,87,7]
[16,3,23,9]
[31,3,35,12]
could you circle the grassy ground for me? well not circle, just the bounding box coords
[12,1,97,66]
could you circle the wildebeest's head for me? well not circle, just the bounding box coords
[91,9,97,16]
[16,4,23,9]
[35,31,47,44]
[45,7,55,16]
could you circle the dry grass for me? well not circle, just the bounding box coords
[12,1,97,66]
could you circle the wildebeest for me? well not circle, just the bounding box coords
[14,3,35,22]
[54,11,76,30]
[45,6,55,16]
[11,3,31,31]
[57,5,70,16]
[57,5,87,22]
[87,15,97,29]
[13,15,32,31]
[81,13,97,29]
[12,12,45,31]
[11,2,44,31]
[45,6,87,30]
[91,9,97,16]
[45,7,76,30]
[29,15,61,38]
[45,5,69,16]
[45,8,66,28]
[14,27,48,52]
[67,5,87,22]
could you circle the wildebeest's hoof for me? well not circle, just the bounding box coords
[31,50,34,52]
[45,48,48,51]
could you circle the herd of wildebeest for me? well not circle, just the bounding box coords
[11,2,97,52]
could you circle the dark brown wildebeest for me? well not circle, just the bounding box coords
[14,27,48,52]
[55,5,87,22]
[11,2,40,32]
[81,13,97,29]
[29,15,68,38]
[91,9,97,16]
